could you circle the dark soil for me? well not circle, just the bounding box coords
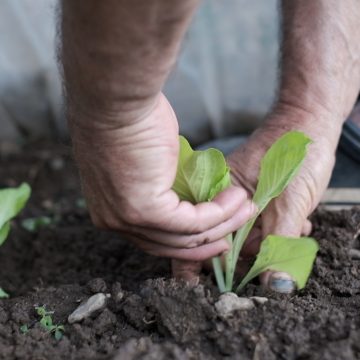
[0,141,359,360]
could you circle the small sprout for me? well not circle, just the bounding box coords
[20,325,29,334]
[21,216,52,232]
[76,198,87,209]
[54,326,64,341]
[0,287,9,299]
[35,306,64,340]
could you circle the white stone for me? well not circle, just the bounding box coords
[250,296,269,305]
[68,293,107,324]
[349,249,360,260]
[215,292,254,317]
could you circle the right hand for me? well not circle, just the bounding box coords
[70,93,256,275]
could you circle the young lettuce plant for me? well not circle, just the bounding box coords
[0,183,31,298]
[172,136,232,291]
[173,132,319,293]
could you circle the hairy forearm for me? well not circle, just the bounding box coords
[275,0,360,141]
[61,0,199,126]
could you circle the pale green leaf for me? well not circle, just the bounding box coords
[237,235,319,291]
[0,287,9,299]
[253,131,312,211]
[0,183,31,245]
[172,136,231,203]
[0,222,10,246]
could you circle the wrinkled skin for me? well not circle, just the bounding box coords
[71,93,256,265]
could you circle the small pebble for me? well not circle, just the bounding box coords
[111,282,124,302]
[68,293,107,324]
[250,296,268,305]
[215,292,254,317]
[49,157,65,171]
[349,249,360,260]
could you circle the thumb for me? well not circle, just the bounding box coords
[171,259,202,286]
[259,200,312,293]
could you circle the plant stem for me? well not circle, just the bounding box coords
[226,218,257,291]
[212,257,226,293]
[225,233,234,291]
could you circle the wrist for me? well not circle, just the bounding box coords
[264,100,344,152]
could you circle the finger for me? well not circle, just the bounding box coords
[156,186,251,234]
[261,197,310,238]
[260,271,296,294]
[302,219,312,236]
[128,235,230,261]
[171,259,202,284]
[132,199,257,248]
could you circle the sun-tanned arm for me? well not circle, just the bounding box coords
[60,1,255,278]
[228,0,360,292]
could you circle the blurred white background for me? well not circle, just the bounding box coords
[0,0,279,144]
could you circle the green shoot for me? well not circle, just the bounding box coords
[172,132,319,293]
[172,136,231,291]
[225,131,315,291]
[0,288,9,299]
[20,324,29,334]
[36,306,65,340]
[21,216,52,232]
[76,198,87,209]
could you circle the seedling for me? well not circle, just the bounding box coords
[0,183,31,298]
[21,216,52,232]
[36,306,65,340]
[173,132,319,293]
[0,288,9,299]
[20,324,29,334]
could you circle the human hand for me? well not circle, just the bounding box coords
[70,93,256,270]
[227,105,337,292]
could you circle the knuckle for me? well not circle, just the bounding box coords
[183,235,210,249]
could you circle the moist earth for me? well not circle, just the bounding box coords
[0,142,359,360]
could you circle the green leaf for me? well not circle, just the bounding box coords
[0,183,31,245]
[21,216,52,233]
[237,235,319,291]
[0,287,9,299]
[20,325,29,334]
[253,131,312,211]
[54,328,64,340]
[0,223,11,246]
[172,136,231,203]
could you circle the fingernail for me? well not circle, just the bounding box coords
[268,272,295,294]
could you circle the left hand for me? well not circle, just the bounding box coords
[227,105,338,292]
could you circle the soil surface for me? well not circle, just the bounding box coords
[0,141,359,360]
